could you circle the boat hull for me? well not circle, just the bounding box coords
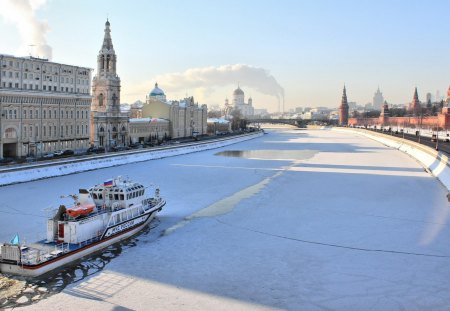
[0,201,164,277]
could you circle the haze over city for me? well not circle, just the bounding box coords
[1,0,450,111]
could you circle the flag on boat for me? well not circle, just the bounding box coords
[10,233,20,245]
[104,179,113,187]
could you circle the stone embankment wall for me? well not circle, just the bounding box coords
[335,128,450,193]
[0,132,263,187]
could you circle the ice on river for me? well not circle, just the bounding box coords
[2,127,450,311]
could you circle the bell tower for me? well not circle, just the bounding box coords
[90,20,129,148]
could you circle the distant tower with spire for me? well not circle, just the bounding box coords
[379,100,390,125]
[339,85,349,126]
[410,87,421,116]
[90,19,129,148]
[372,87,384,110]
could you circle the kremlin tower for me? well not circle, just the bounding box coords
[339,85,349,126]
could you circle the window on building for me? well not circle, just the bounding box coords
[23,110,27,118]
[43,110,46,119]
[35,125,38,138]
[98,93,104,106]
[43,126,46,137]
[77,125,79,135]
[49,125,51,136]
[29,110,32,119]
[35,110,38,119]
[14,110,17,119]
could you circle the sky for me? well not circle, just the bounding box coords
[1,0,450,112]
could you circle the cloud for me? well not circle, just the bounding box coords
[0,0,52,59]
[154,64,285,100]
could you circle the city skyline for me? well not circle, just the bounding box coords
[1,0,450,112]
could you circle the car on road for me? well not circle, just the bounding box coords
[87,146,105,154]
[54,149,74,157]
[129,143,144,149]
[112,146,130,152]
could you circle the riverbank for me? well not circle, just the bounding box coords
[0,132,263,187]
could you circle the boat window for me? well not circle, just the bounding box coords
[120,194,124,200]
[109,194,113,200]
[92,193,98,200]
[98,193,103,200]
[114,194,119,200]
[115,214,120,224]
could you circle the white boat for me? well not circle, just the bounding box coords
[0,176,166,277]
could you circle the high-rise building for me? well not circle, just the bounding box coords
[0,54,92,159]
[372,87,384,110]
[90,20,129,149]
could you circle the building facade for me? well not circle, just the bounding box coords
[141,83,207,139]
[0,54,91,158]
[129,118,169,144]
[90,20,129,149]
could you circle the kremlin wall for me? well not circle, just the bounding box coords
[340,86,450,130]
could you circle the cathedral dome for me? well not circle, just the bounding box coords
[149,83,165,96]
[233,87,244,96]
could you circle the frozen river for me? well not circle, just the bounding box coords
[3,127,450,310]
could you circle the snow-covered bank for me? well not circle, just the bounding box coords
[0,132,263,187]
[335,128,450,193]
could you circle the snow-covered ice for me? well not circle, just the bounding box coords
[2,127,450,310]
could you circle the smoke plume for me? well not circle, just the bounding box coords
[142,64,285,106]
[0,0,52,59]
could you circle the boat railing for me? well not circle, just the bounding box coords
[20,242,69,265]
[77,231,103,247]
